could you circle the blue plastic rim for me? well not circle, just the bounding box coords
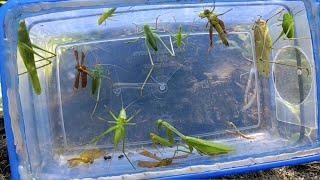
[1,0,320,179]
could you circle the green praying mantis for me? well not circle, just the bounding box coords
[151,119,234,156]
[129,16,175,95]
[18,21,56,95]
[89,105,140,169]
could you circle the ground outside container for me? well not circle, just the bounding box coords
[1,0,320,179]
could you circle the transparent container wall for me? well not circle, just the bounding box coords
[7,0,317,179]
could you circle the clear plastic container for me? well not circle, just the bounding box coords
[1,0,319,179]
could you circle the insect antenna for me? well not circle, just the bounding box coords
[266,9,284,22]
[124,97,141,110]
[210,0,216,13]
[120,93,124,110]
[217,8,233,16]
[294,9,304,16]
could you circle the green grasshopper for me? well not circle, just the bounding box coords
[98,8,116,25]
[155,119,234,156]
[89,106,139,169]
[129,17,175,95]
[18,21,56,95]
[199,3,232,51]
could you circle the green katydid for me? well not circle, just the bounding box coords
[98,8,116,25]
[273,9,305,45]
[86,47,129,118]
[89,61,128,118]
[155,119,234,156]
[89,105,140,169]
[90,64,104,118]
[129,16,175,95]
[199,2,232,51]
[18,21,56,95]
[173,25,188,49]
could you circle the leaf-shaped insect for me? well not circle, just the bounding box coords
[98,8,116,25]
[253,19,273,77]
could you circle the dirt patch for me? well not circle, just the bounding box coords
[0,118,10,180]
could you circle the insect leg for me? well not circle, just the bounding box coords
[109,110,118,121]
[127,109,141,122]
[107,121,118,124]
[217,8,233,16]
[89,125,117,144]
[283,24,309,40]
[97,116,108,122]
[20,42,53,62]
[157,35,176,56]
[208,25,214,52]
[122,132,136,170]
[32,44,56,56]
[18,55,54,75]
[126,36,143,44]
[141,42,154,95]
